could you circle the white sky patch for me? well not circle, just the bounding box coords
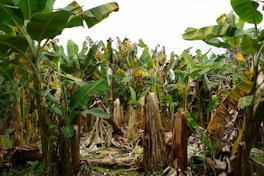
[54,0,233,54]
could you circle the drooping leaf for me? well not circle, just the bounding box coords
[66,2,119,28]
[61,125,74,139]
[183,24,244,40]
[81,108,109,119]
[207,79,253,143]
[231,0,263,24]
[238,95,254,109]
[69,79,107,111]
[82,2,119,28]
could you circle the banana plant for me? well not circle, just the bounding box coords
[47,79,108,174]
[183,0,264,175]
[0,0,118,174]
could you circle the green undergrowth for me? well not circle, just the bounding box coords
[251,152,264,164]
[2,161,43,176]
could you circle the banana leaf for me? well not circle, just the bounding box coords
[14,0,50,20]
[231,0,263,24]
[183,24,244,41]
[27,10,73,42]
[69,79,107,112]
[66,2,119,28]
[207,79,253,143]
[0,2,24,26]
[0,36,28,55]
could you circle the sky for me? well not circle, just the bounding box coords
[54,0,233,54]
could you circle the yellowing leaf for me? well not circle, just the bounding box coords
[19,57,30,66]
[134,69,149,77]
[216,13,226,24]
[116,68,125,74]
[67,1,83,14]
[50,81,57,89]
[234,52,245,62]
[29,82,34,89]
[243,70,253,79]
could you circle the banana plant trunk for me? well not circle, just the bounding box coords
[170,112,188,171]
[236,108,253,176]
[11,93,23,146]
[127,106,139,140]
[71,113,82,173]
[0,134,3,161]
[143,93,167,172]
[233,101,264,176]
[34,57,51,173]
[35,81,50,172]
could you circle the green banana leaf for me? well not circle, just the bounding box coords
[0,64,13,81]
[41,0,55,13]
[27,10,72,42]
[204,38,232,49]
[61,125,74,138]
[0,36,28,55]
[13,0,49,20]
[182,24,244,40]
[231,0,263,24]
[0,3,24,26]
[182,51,196,71]
[241,35,260,55]
[67,39,79,62]
[27,2,118,42]
[238,95,254,109]
[69,79,107,111]
[0,25,17,36]
[81,108,109,119]
[139,40,154,69]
